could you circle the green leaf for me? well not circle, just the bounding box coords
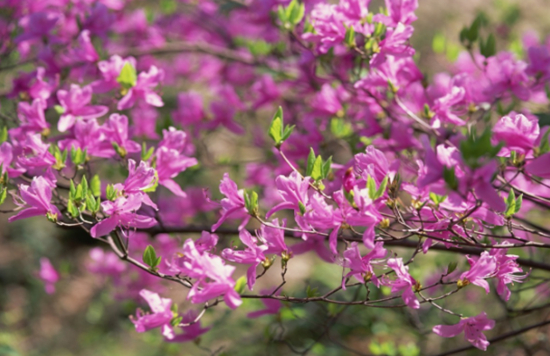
[306,285,319,298]
[244,191,259,215]
[116,62,137,90]
[67,198,79,218]
[429,192,447,206]
[321,156,332,179]
[143,245,160,268]
[106,184,117,201]
[160,0,177,14]
[447,261,458,274]
[54,105,65,115]
[90,175,101,197]
[234,276,247,294]
[80,176,88,200]
[0,127,8,143]
[268,107,284,146]
[170,316,183,327]
[374,176,388,199]
[0,188,7,205]
[330,118,352,138]
[306,148,316,176]
[505,188,516,217]
[86,193,98,213]
[310,155,323,181]
[443,167,458,190]
[70,180,77,199]
[287,0,305,26]
[344,25,355,47]
[515,194,523,214]
[141,142,155,161]
[480,33,496,58]
[367,175,376,199]
[281,125,295,142]
[432,33,446,54]
[298,201,306,215]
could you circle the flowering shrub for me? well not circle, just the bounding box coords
[1,0,550,354]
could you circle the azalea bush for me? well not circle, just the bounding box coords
[2,0,550,355]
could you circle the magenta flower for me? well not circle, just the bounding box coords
[167,310,212,343]
[92,55,137,93]
[384,257,419,309]
[341,242,386,289]
[9,176,60,222]
[376,0,418,26]
[15,133,56,170]
[131,289,175,340]
[459,251,497,293]
[355,145,399,183]
[178,238,242,309]
[489,247,527,301]
[247,289,283,319]
[222,229,268,290]
[16,98,49,134]
[38,257,59,294]
[0,142,25,178]
[90,194,157,238]
[371,23,415,68]
[256,219,289,256]
[172,92,204,126]
[57,84,108,132]
[267,171,311,218]
[431,86,466,128]
[118,65,164,110]
[115,159,158,209]
[433,312,495,351]
[346,186,383,249]
[15,12,59,44]
[155,147,197,197]
[102,114,141,157]
[525,153,550,178]
[212,173,250,232]
[493,113,540,156]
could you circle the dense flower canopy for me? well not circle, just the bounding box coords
[1,0,550,354]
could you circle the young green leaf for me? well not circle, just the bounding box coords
[143,245,160,268]
[367,175,376,200]
[268,106,284,146]
[234,276,247,294]
[117,62,137,89]
[90,175,101,197]
[374,176,388,200]
[310,155,323,181]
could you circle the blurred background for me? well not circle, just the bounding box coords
[2,0,550,355]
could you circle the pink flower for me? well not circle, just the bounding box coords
[256,219,289,256]
[459,252,497,293]
[115,159,158,209]
[167,310,211,343]
[172,92,204,126]
[90,194,157,238]
[38,257,59,294]
[371,23,415,68]
[118,65,164,110]
[9,176,60,222]
[431,86,466,128]
[384,257,419,309]
[131,289,175,340]
[433,312,495,351]
[222,229,268,290]
[267,171,311,218]
[212,173,250,232]
[341,242,386,288]
[102,114,141,157]
[92,55,137,93]
[57,84,108,132]
[247,289,283,318]
[16,98,49,134]
[489,246,527,301]
[177,238,242,309]
[493,114,540,156]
